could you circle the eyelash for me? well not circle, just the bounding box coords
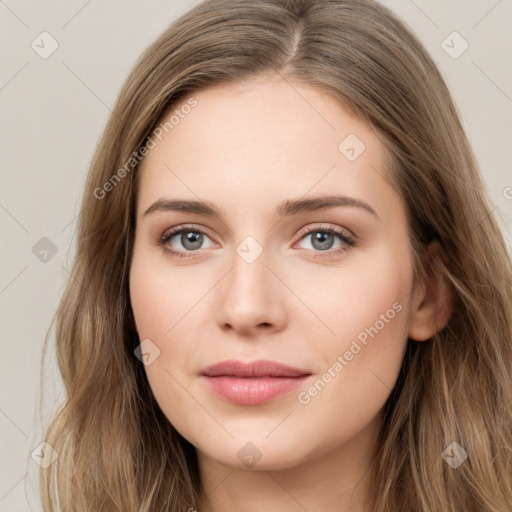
[156,223,356,260]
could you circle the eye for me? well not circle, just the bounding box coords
[294,224,356,258]
[157,225,215,258]
[156,223,356,259]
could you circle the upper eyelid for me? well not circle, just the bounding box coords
[162,224,211,240]
[295,223,354,240]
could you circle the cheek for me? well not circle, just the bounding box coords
[288,246,412,407]
[129,248,216,441]
[129,244,210,339]
[293,299,408,453]
[287,240,413,354]
[291,248,413,433]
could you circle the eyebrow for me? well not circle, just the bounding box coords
[143,194,379,220]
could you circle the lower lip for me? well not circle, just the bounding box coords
[201,375,311,405]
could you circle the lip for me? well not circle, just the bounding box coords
[200,359,312,405]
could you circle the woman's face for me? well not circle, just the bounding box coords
[129,73,419,471]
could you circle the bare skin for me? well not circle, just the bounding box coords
[129,72,452,511]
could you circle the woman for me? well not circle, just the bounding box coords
[40,0,512,510]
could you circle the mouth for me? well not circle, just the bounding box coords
[200,359,313,405]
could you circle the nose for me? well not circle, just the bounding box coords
[215,243,287,337]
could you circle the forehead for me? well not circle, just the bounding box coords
[136,74,396,222]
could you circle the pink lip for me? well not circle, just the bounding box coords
[200,359,312,405]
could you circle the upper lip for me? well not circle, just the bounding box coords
[200,359,312,378]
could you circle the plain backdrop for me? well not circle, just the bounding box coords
[0,1,511,510]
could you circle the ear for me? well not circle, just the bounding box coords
[408,241,454,342]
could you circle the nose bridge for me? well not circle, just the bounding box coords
[216,231,285,333]
[229,234,269,298]
[225,216,269,279]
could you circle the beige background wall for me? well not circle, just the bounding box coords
[0,1,511,509]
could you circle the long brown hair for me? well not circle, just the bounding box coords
[40,0,512,510]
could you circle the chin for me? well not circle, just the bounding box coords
[194,434,316,472]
